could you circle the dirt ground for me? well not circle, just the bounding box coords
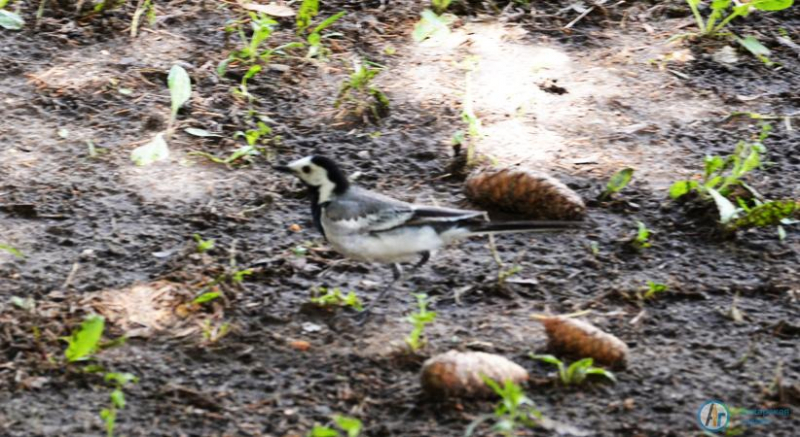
[1,1,799,436]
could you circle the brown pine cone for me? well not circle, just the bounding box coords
[539,316,629,368]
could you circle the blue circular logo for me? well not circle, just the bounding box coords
[697,400,730,432]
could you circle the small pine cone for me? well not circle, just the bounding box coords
[421,350,529,398]
[540,316,629,368]
[465,168,586,220]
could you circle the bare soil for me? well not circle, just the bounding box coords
[1,1,798,436]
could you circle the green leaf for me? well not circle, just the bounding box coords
[603,168,634,197]
[751,0,793,11]
[192,291,221,305]
[104,372,138,387]
[185,128,222,137]
[704,155,725,178]
[333,415,362,437]
[110,388,126,409]
[100,408,116,437]
[707,188,739,224]
[167,65,192,118]
[296,0,319,33]
[669,181,696,199]
[243,65,262,81]
[585,367,617,383]
[313,11,346,34]
[0,243,24,258]
[64,315,105,362]
[131,133,169,166]
[731,200,797,229]
[736,35,771,57]
[412,10,451,43]
[530,354,563,366]
[0,10,24,30]
[309,426,339,437]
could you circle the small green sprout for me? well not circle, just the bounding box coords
[310,287,364,312]
[334,61,389,122]
[304,11,346,59]
[0,9,24,30]
[497,265,522,286]
[631,221,652,250]
[683,0,794,38]
[405,293,437,352]
[642,281,668,300]
[0,243,24,258]
[413,9,453,43]
[130,0,156,37]
[64,315,105,363]
[167,64,192,130]
[466,377,542,437]
[308,414,363,437]
[201,319,231,344]
[192,291,221,305]
[601,168,634,199]
[530,354,616,385]
[193,234,215,253]
[431,0,452,14]
[100,372,139,437]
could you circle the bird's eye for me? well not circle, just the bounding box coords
[302,166,311,173]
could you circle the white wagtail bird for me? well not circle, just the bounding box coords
[277,156,582,320]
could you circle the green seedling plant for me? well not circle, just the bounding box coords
[0,243,24,258]
[530,354,616,385]
[601,168,634,199]
[334,61,389,122]
[431,0,452,14]
[310,287,364,312]
[0,6,24,30]
[683,0,794,37]
[642,280,668,300]
[130,0,156,37]
[131,65,191,166]
[64,315,106,362]
[192,291,221,305]
[405,293,437,352]
[100,372,138,437]
[466,377,542,437]
[631,221,652,250]
[193,234,215,253]
[497,265,522,286]
[294,0,346,59]
[670,125,798,230]
[201,319,231,344]
[308,414,363,437]
[218,13,277,75]
[190,121,275,166]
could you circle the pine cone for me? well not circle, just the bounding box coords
[421,350,529,398]
[540,316,629,368]
[465,168,586,220]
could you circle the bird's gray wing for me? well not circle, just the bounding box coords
[325,188,486,233]
[324,188,416,233]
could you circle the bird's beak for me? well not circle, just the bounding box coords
[274,164,292,174]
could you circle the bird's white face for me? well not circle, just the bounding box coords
[285,156,336,202]
[286,156,330,187]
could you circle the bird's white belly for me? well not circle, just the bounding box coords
[325,226,461,263]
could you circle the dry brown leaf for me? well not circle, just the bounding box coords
[421,350,529,398]
[239,2,295,17]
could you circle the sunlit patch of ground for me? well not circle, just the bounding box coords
[84,280,210,338]
[121,152,231,203]
[386,21,726,187]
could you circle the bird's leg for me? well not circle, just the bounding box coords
[412,251,431,271]
[354,263,403,325]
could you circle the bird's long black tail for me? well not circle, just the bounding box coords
[467,220,583,235]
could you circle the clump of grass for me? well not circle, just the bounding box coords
[683,0,794,38]
[405,293,437,352]
[530,354,616,385]
[466,377,542,437]
[310,287,363,312]
[670,124,798,234]
[334,61,389,123]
